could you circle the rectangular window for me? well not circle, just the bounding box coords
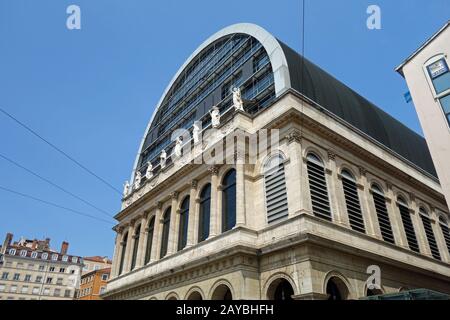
[439,94,450,126]
[54,289,61,297]
[28,264,35,270]
[49,266,55,272]
[64,289,72,298]
[428,58,450,94]
[10,285,17,293]
[46,277,53,284]
[38,265,45,271]
[100,287,106,294]
[59,268,65,273]
[13,273,20,281]
[0,284,5,292]
[56,278,63,285]
[32,287,39,295]
[101,274,108,281]
[21,286,28,294]
[24,275,32,282]
[43,288,50,296]
[1,273,8,280]
[35,276,42,283]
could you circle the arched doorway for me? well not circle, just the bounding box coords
[211,284,233,300]
[267,279,294,300]
[326,277,350,300]
[187,291,203,300]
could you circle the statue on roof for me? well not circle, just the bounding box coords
[145,161,153,180]
[232,87,244,112]
[134,171,142,190]
[160,149,167,169]
[210,106,221,128]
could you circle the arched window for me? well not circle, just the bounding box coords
[439,216,450,255]
[326,277,349,301]
[264,155,289,224]
[118,232,128,275]
[306,153,331,221]
[397,197,420,253]
[371,184,395,244]
[419,208,441,260]
[144,217,155,265]
[160,207,171,258]
[130,225,141,270]
[198,184,211,242]
[211,284,233,300]
[341,170,365,233]
[178,197,190,251]
[222,169,236,232]
[267,279,294,301]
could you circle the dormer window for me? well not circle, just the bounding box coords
[8,249,16,255]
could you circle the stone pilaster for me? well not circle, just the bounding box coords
[209,166,220,238]
[187,180,198,247]
[285,130,303,217]
[167,192,179,255]
[151,202,163,262]
[326,150,347,226]
[359,167,382,239]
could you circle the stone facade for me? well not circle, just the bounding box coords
[103,91,450,300]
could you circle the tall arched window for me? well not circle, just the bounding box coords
[371,184,395,244]
[419,208,441,260]
[118,232,128,275]
[439,216,450,255]
[130,225,141,270]
[222,169,236,232]
[178,197,190,251]
[160,207,171,258]
[144,217,155,265]
[341,170,365,233]
[264,155,289,224]
[397,197,420,253]
[306,153,331,221]
[198,184,211,242]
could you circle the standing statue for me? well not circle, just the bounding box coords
[134,171,142,190]
[174,136,183,158]
[145,161,153,180]
[123,181,130,197]
[193,121,201,145]
[160,149,167,169]
[209,106,221,128]
[232,87,244,112]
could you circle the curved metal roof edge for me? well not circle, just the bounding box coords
[130,23,292,182]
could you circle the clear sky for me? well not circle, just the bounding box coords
[0,0,448,258]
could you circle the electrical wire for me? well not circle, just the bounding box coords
[0,152,115,220]
[0,106,122,195]
[0,185,114,225]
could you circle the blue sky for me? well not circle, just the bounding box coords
[0,0,448,258]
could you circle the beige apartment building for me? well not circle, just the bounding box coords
[0,233,83,300]
[396,21,450,210]
[82,256,112,275]
[103,24,450,300]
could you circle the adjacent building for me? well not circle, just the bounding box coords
[0,233,83,300]
[82,256,112,275]
[396,21,450,210]
[78,267,111,300]
[104,23,450,300]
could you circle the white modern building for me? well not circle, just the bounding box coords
[396,21,450,211]
[104,23,450,300]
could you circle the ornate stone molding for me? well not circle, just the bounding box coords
[171,191,179,200]
[191,179,198,190]
[209,166,219,176]
[286,130,302,144]
[327,150,337,161]
[156,201,163,210]
[359,166,367,177]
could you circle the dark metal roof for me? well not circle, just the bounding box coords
[279,41,437,178]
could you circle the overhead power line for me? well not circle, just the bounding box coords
[0,152,114,220]
[0,185,114,225]
[0,107,122,195]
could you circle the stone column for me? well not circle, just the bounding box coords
[359,167,381,239]
[136,214,148,268]
[386,184,408,248]
[111,229,122,278]
[285,131,303,217]
[209,166,220,238]
[431,207,450,263]
[167,192,179,255]
[151,202,163,262]
[326,150,347,226]
[409,194,431,256]
[123,223,135,273]
[236,156,246,227]
[187,180,198,247]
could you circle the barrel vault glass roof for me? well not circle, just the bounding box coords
[132,23,437,180]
